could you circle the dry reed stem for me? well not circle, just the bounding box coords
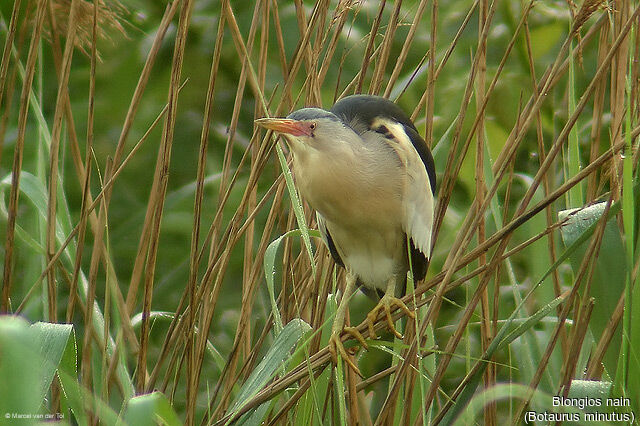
[184,4,227,425]
[523,18,566,358]
[587,20,610,201]
[124,1,182,316]
[0,38,21,167]
[383,0,430,98]
[317,0,351,87]
[411,0,478,122]
[474,1,495,424]
[423,0,438,150]
[369,0,402,95]
[586,292,625,378]
[609,0,632,198]
[270,0,289,84]
[136,0,193,393]
[47,0,81,324]
[2,0,48,313]
[67,0,97,323]
[210,0,263,409]
[0,0,21,106]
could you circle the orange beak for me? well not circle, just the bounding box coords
[255,118,311,137]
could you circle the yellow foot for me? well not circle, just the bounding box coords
[366,295,416,339]
[328,330,365,378]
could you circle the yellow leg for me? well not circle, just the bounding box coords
[328,273,367,376]
[366,277,415,339]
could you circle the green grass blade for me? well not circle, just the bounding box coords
[621,36,639,414]
[275,144,317,275]
[226,318,312,423]
[56,326,87,426]
[264,229,321,335]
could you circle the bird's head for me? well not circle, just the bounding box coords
[255,108,355,157]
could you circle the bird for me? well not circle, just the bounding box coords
[256,94,436,374]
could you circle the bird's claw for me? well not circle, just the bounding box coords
[343,326,368,350]
[328,333,363,378]
[366,295,415,339]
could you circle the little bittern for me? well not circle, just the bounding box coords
[256,94,436,374]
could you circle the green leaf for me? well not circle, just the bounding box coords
[56,327,87,426]
[227,319,312,423]
[0,172,73,261]
[559,202,626,375]
[123,392,181,426]
[498,293,567,351]
[263,229,320,335]
[0,317,76,422]
[0,316,44,420]
[30,322,74,409]
[452,383,555,425]
[274,144,317,275]
[567,379,611,400]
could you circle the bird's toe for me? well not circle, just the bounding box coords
[329,333,362,377]
[343,326,368,349]
[366,295,416,340]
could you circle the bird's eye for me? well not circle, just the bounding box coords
[309,122,316,131]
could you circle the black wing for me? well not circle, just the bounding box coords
[316,213,344,268]
[332,94,436,284]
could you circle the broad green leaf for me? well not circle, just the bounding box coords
[0,317,75,422]
[559,203,626,375]
[227,319,311,423]
[567,380,611,408]
[0,316,44,420]
[0,172,72,260]
[123,392,181,426]
[31,322,74,409]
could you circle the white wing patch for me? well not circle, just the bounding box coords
[371,118,435,258]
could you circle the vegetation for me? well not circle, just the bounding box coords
[0,0,639,424]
